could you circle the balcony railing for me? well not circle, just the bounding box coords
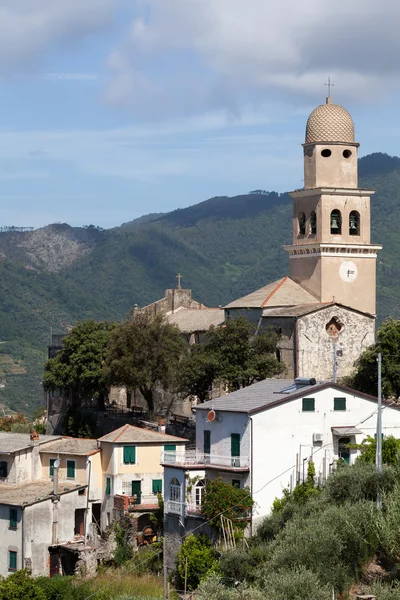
[162,451,250,470]
[164,500,203,517]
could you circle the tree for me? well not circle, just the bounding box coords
[178,318,284,400]
[104,312,187,412]
[43,320,116,410]
[200,478,254,535]
[0,570,46,600]
[176,534,219,590]
[348,317,400,398]
[354,435,400,465]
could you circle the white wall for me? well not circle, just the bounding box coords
[0,504,22,578]
[251,388,400,523]
[196,410,250,459]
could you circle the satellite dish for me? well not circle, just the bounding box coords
[54,459,60,470]
[207,410,216,423]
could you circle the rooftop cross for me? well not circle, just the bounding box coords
[176,272,182,289]
[325,76,334,100]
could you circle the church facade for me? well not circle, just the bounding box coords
[225,95,381,381]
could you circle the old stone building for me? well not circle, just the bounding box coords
[225,95,381,380]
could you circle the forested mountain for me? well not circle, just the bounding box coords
[0,152,399,414]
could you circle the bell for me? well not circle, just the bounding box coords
[331,216,340,231]
[350,215,358,231]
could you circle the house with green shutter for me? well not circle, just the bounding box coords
[162,376,400,557]
[0,432,90,578]
[98,424,187,534]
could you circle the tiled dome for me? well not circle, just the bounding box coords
[305,100,355,143]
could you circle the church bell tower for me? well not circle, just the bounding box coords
[284,96,382,315]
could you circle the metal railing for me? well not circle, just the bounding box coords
[162,450,249,469]
[164,500,203,517]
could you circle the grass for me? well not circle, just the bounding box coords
[75,570,165,600]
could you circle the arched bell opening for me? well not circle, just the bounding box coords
[330,210,342,235]
[298,212,306,236]
[349,210,360,236]
[309,211,317,235]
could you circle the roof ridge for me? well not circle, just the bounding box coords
[113,423,130,443]
[261,276,288,308]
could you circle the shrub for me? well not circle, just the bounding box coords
[259,566,332,600]
[176,534,219,590]
[0,570,46,600]
[114,521,133,566]
[196,573,263,600]
[219,543,270,585]
[323,462,397,505]
[201,478,254,535]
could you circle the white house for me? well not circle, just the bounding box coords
[162,377,400,535]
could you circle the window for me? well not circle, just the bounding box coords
[9,508,17,529]
[163,444,176,463]
[321,148,332,157]
[334,397,346,411]
[8,550,17,571]
[349,210,360,236]
[204,430,211,458]
[195,480,205,506]
[105,477,111,495]
[49,458,56,477]
[330,210,342,234]
[302,398,315,412]
[231,433,240,467]
[170,477,181,503]
[123,446,136,464]
[343,149,352,158]
[298,212,306,235]
[232,480,241,488]
[310,211,317,234]
[152,479,162,494]
[0,461,7,478]
[67,460,75,479]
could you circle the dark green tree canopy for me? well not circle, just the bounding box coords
[103,312,187,412]
[178,317,284,401]
[348,317,400,398]
[43,320,116,408]
[200,477,254,534]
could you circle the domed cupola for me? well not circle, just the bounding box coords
[303,96,359,190]
[305,97,355,144]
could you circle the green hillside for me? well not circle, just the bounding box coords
[0,152,399,414]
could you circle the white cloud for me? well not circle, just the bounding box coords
[104,0,400,118]
[0,0,116,75]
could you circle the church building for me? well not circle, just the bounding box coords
[225,96,381,380]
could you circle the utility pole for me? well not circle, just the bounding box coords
[376,352,382,510]
[333,340,337,383]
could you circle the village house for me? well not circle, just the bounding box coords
[162,377,400,565]
[98,424,187,535]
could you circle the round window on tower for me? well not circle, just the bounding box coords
[343,149,352,159]
[321,149,332,158]
[305,148,313,158]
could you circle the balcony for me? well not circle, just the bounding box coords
[114,494,160,512]
[161,450,249,471]
[164,501,203,517]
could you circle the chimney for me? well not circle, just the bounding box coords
[30,430,39,441]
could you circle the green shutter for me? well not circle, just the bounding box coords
[106,477,111,495]
[9,508,17,529]
[152,479,162,494]
[302,398,315,412]
[131,480,142,504]
[67,460,75,478]
[204,430,211,455]
[123,446,136,464]
[49,458,56,477]
[9,551,17,570]
[164,444,176,452]
[231,434,240,457]
[334,397,346,411]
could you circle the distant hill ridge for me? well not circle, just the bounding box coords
[0,152,399,414]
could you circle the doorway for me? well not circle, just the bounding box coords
[338,437,351,464]
[132,480,142,504]
[74,508,85,536]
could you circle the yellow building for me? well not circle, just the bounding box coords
[98,424,187,531]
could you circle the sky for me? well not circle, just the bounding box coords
[1,0,400,229]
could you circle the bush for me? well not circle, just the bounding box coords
[0,570,46,600]
[219,543,270,586]
[323,462,397,505]
[176,534,219,590]
[201,478,254,536]
[197,573,263,600]
[114,521,133,567]
[259,566,332,600]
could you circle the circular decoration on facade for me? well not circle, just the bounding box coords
[339,261,358,282]
[326,317,344,339]
[207,410,216,422]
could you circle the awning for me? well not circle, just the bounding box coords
[332,426,362,436]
